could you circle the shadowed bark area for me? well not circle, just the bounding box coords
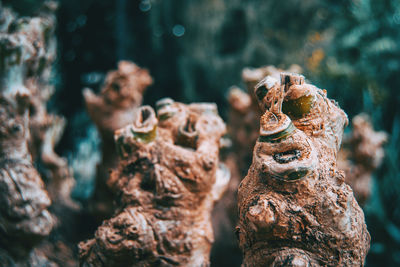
[84,61,152,221]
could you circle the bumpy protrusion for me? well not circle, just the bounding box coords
[212,66,301,265]
[84,61,153,219]
[0,98,54,258]
[79,99,230,266]
[237,72,370,266]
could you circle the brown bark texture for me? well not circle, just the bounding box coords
[211,65,301,265]
[0,1,57,263]
[79,99,230,266]
[83,61,153,220]
[338,113,387,206]
[237,72,370,266]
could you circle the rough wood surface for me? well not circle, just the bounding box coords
[0,2,81,266]
[237,72,370,266]
[211,65,301,266]
[0,2,56,263]
[79,99,230,266]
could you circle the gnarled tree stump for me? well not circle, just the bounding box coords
[237,73,370,266]
[79,99,230,266]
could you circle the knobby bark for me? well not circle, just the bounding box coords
[79,99,230,266]
[0,2,57,264]
[211,65,300,266]
[237,72,370,266]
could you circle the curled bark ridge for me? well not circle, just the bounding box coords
[212,65,301,265]
[83,61,153,219]
[237,72,370,266]
[79,99,230,266]
[226,65,302,179]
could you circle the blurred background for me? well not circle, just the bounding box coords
[10,0,400,265]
